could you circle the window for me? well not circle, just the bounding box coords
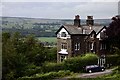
[100,43,106,50]
[75,43,81,50]
[75,43,77,50]
[91,42,94,50]
[61,32,66,37]
[90,42,94,53]
[78,43,80,50]
[60,55,67,62]
[91,34,94,38]
[83,29,86,34]
[61,43,67,49]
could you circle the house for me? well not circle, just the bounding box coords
[56,15,108,66]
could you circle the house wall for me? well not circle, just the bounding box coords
[71,35,87,56]
[57,38,72,62]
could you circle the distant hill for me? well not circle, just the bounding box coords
[1,16,112,37]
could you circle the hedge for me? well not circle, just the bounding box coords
[41,62,64,73]
[41,54,98,73]
[106,55,119,66]
[64,54,98,72]
[17,70,71,80]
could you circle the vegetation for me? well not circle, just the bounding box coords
[2,15,120,79]
[2,36,99,80]
[37,37,57,46]
[2,32,57,80]
[106,15,120,50]
[37,37,56,43]
[64,53,98,72]
[18,70,72,80]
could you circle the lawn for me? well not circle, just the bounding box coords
[37,37,57,43]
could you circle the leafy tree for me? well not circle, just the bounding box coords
[2,32,28,79]
[46,47,57,62]
[106,15,120,49]
[2,32,57,79]
[106,15,120,72]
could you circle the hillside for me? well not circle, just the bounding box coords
[1,16,112,37]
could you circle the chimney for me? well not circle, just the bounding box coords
[86,16,94,26]
[74,15,80,27]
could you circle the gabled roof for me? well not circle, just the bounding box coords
[56,25,106,35]
[96,26,107,35]
[64,25,83,34]
[56,25,83,35]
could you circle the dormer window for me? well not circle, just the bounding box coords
[91,34,94,38]
[61,32,67,37]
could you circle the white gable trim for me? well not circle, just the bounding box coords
[97,28,106,40]
[57,27,71,39]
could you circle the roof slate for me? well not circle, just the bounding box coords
[63,25,104,35]
[64,25,82,34]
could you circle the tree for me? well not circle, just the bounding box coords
[2,32,57,79]
[2,32,28,79]
[106,15,120,49]
[106,15,120,72]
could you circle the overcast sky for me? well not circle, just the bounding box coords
[1,0,119,19]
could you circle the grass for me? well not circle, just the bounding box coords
[37,37,57,43]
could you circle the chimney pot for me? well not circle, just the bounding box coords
[86,16,94,26]
[74,15,81,27]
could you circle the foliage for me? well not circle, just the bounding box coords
[45,47,57,62]
[41,62,64,73]
[64,53,98,72]
[41,53,98,73]
[68,78,120,80]
[105,55,119,67]
[106,15,120,49]
[17,70,71,80]
[97,66,120,79]
[37,37,56,43]
[2,32,57,80]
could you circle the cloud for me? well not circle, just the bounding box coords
[1,2,118,19]
[2,0,119,2]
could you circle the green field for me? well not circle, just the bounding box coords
[37,37,57,43]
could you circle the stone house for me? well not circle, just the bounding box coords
[56,15,108,66]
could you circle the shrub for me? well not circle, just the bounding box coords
[17,70,71,80]
[41,53,98,73]
[64,53,98,72]
[41,62,64,73]
[106,55,119,67]
[24,66,42,77]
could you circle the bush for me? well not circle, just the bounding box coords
[64,53,98,72]
[41,54,98,73]
[17,70,71,80]
[106,55,119,67]
[41,62,64,73]
[24,66,42,77]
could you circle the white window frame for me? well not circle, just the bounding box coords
[75,43,81,51]
[78,43,80,50]
[100,43,106,50]
[61,32,67,37]
[60,55,67,62]
[91,42,94,50]
[75,43,77,51]
[61,43,67,49]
